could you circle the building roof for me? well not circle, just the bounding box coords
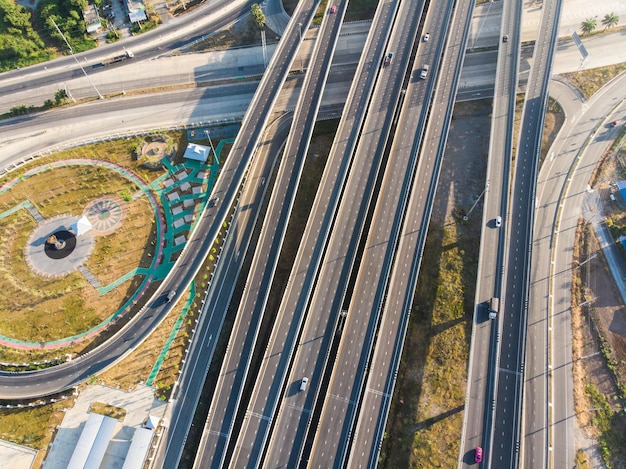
[183,143,211,162]
[83,4,102,34]
[121,427,154,469]
[616,180,626,199]
[127,0,147,22]
[67,413,118,469]
[128,9,147,22]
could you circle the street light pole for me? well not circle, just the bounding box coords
[204,130,218,164]
[50,18,103,100]
[298,23,303,72]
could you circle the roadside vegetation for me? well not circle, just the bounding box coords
[562,63,626,100]
[88,401,126,420]
[580,12,619,36]
[3,89,73,119]
[380,221,474,468]
[378,99,490,467]
[188,5,276,52]
[36,0,97,52]
[0,0,53,71]
[0,399,68,468]
[572,222,626,468]
[283,0,377,21]
[0,0,99,72]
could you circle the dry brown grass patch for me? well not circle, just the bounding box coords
[89,401,126,420]
[562,64,626,100]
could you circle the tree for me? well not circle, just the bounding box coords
[250,3,266,30]
[580,17,597,35]
[601,12,619,30]
[55,89,68,105]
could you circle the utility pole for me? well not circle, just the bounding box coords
[50,18,104,100]
[64,82,76,103]
[463,183,488,221]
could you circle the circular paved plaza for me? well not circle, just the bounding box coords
[26,215,94,277]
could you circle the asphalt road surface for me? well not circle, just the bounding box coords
[191,2,345,466]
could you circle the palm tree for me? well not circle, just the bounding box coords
[601,12,619,30]
[581,17,597,35]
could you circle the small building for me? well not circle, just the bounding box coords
[127,0,147,23]
[83,4,102,34]
[183,143,211,163]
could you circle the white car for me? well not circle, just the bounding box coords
[495,216,502,228]
[423,32,430,42]
[420,64,429,79]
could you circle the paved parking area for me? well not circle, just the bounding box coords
[42,384,166,469]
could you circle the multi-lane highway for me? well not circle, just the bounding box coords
[307,0,461,465]
[262,0,433,463]
[490,0,563,466]
[157,0,333,465]
[459,0,521,464]
[228,0,404,462]
[2,0,626,464]
[190,1,345,466]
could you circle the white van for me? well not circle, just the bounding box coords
[300,377,308,391]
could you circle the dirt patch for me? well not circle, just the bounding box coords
[431,100,491,224]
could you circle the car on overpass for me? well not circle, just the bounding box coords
[474,446,483,463]
[300,377,308,391]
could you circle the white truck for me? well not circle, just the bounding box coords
[93,50,134,68]
[489,297,499,319]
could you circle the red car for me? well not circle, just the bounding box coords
[474,446,483,463]
[330,5,337,13]
[610,120,618,127]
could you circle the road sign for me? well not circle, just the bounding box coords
[572,32,589,59]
